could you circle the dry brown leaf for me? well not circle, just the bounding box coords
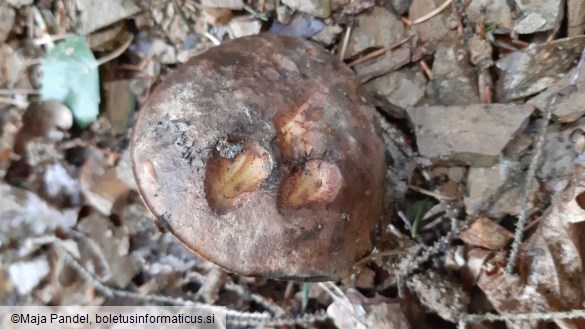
[460,217,513,250]
[477,142,585,329]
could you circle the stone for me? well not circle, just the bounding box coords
[465,162,539,218]
[407,104,535,166]
[409,0,451,51]
[228,16,262,38]
[496,36,585,101]
[389,0,411,15]
[312,24,343,45]
[366,68,426,118]
[466,0,513,30]
[76,0,141,34]
[528,67,585,123]
[282,0,331,18]
[514,0,562,34]
[345,6,404,58]
[429,37,479,105]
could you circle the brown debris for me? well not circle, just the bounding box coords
[459,217,513,250]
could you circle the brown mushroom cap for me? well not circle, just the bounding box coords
[131,34,386,281]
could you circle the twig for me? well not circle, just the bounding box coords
[0,96,28,108]
[402,217,465,277]
[95,34,134,67]
[0,89,40,95]
[571,47,585,86]
[347,36,412,67]
[317,282,365,327]
[339,25,352,60]
[412,0,455,25]
[53,240,326,326]
[505,95,555,274]
[420,60,433,80]
[33,33,75,46]
[353,250,411,270]
[458,309,585,329]
[203,32,221,46]
[31,6,54,49]
[171,0,220,45]
[67,229,112,281]
[243,4,268,21]
[408,184,456,201]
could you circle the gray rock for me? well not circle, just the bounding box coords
[76,0,141,34]
[528,66,585,123]
[537,125,579,181]
[409,0,451,51]
[465,162,538,217]
[312,24,343,45]
[345,6,404,58]
[496,36,585,101]
[388,0,411,15]
[429,37,479,105]
[282,0,331,18]
[366,68,426,118]
[466,0,513,30]
[407,104,535,166]
[468,34,493,70]
[514,0,562,34]
[228,16,262,38]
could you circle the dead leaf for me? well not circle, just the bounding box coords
[460,217,513,250]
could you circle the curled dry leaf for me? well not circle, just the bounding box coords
[477,136,585,329]
[327,288,409,329]
[459,217,513,250]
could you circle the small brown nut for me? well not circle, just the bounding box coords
[131,34,386,280]
[13,99,72,156]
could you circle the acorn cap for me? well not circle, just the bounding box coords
[131,34,386,281]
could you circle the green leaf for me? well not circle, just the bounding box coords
[41,36,100,128]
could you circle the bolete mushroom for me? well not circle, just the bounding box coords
[131,34,386,281]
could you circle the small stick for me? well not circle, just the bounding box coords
[95,34,134,67]
[412,0,455,25]
[0,89,40,95]
[420,60,433,80]
[348,36,412,67]
[571,47,585,86]
[31,6,54,49]
[0,96,28,108]
[505,94,555,274]
[33,33,75,46]
[339,25,352,60]
[409,184,456,201]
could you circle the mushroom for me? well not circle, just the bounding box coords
[131,34,386,281]
[6,99,73,184]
